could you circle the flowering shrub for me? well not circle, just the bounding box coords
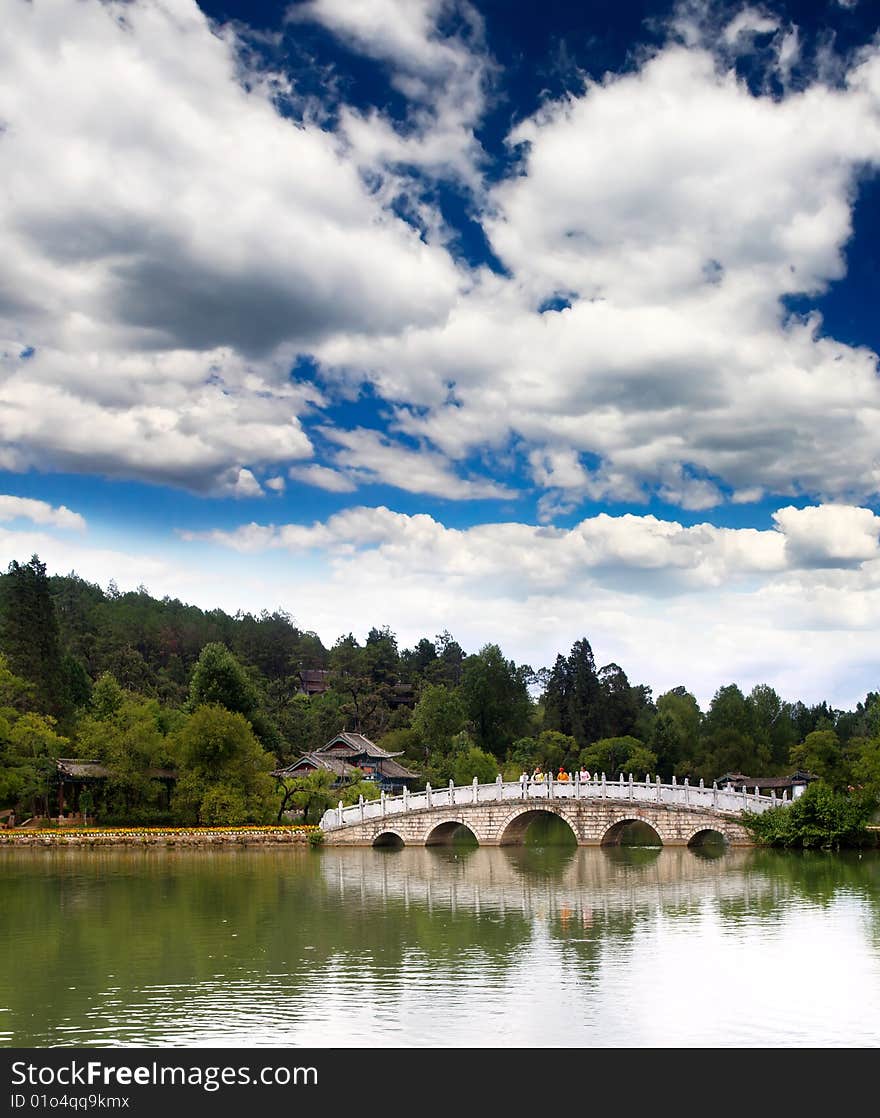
[1,824,320,839]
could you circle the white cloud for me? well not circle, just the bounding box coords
[0,0,462,492]
[0,495,86,532]
[173,500,880,707]
[311,36,880,511]
[723,8,779,44]
[184,503,792,589]
[3,0,880,524]
[319,426,514,499]
[219,468,264,499]
[772,503,880,566]
[290,0,493,189]
[289,463,358,494]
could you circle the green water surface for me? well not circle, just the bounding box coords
[1,843,878,1047]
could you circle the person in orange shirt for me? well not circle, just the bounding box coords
[557,768,569,782]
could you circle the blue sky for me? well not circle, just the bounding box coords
[1,0,880,707]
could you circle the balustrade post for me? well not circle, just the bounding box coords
[782,790,788,803]
[712,781,717,808]
[403,785,409,811]
[359,794,365,823]
[771,789,777,805]
[656,775,661,802]
[473,776,479,804]
[601,773,607,798]
[381,791,386,817]
[684,777,689,806]
[496,773,503,801]
[619,773,625,796]
[628,773,634,800]
[548,773,554,799]
[574,770,580,799]
[449,779,455,805]
[337,800,344,826]
[426,782,432,808]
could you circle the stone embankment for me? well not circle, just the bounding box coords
[0,825,317,847]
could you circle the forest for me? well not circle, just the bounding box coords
[0,554,878,833]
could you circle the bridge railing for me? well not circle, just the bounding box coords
[319,775,786,831]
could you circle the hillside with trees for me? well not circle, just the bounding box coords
[0,554,878,827]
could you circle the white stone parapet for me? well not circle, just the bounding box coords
[319,776,782,832]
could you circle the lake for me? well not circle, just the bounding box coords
[2,842,879,1047]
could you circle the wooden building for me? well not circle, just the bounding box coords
[274,730,418,793]
[297,669,330,696]
[716,770,818,799]
[54,758,176,818]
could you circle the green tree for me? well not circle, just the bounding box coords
[747,684,797,767]
[790,729,847,789]
[742,782,875,849]
[188,642,279,752]
[410,684,467,762]
[850,737,880,799]
[90,672,124,720]
[329,634,382,732]
[0,556,65,716]
[533,730,578,771]
[188,642,259,717]
[77,693,173,822]
[2,711,69,816]
[451,745,499,786]
[580,736,657,778]
[275,768,380,825]
[171,704,276,824]
[652,686,701,775]
[459,644,533,756]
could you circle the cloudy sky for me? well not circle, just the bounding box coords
[2,0,880,708]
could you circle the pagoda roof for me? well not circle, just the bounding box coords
[319,731,404,759]
[272,753,362,779]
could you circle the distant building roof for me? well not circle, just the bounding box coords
[55,759,176,781]
[297,669,329,694]
[320,730,404,760]
[56,759,110,780]
[278,730,418,782]
[374,757,419,780]
[272,753,362,780]
[716,771,818,790]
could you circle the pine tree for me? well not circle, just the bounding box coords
[0,556,64,716]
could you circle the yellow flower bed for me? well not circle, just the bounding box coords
[0,824,320,838]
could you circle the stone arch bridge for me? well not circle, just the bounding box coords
[320,775,785,847]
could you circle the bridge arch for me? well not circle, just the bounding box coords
[600,817,663,846]
[424,819,479,846]
[497,807,578,846]
[686,826,728,848]
[372,830,406,848]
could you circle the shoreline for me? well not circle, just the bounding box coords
[0,825,319,847]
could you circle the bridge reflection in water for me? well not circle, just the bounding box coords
[319,845,789,930]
